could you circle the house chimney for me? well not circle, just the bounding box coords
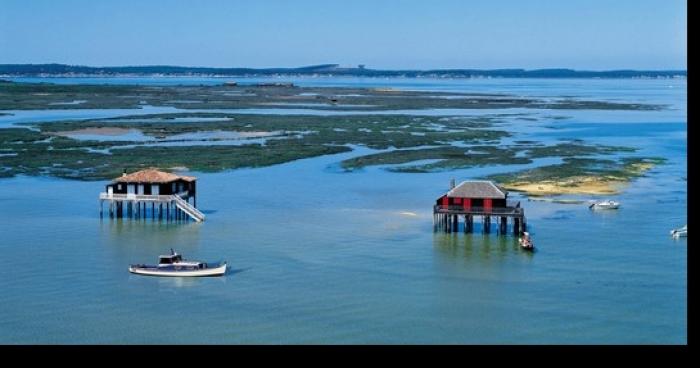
[122,169,127,177]
[450,178,456,189]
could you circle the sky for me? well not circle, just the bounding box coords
[0,0,687,70]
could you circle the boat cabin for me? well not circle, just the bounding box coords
[159,253,183,265]
[157,253,209,270]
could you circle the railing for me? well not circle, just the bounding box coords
[433,204,524,216]
[99,191,190,202]
[100,192,204,222]
[99,193,175,201]
[506,200,521,208]
[173,194,205,222]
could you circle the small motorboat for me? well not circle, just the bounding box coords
[129,249,227,277]
[519,232,534,251]
[589,200,620,210]
[670,225,687,239]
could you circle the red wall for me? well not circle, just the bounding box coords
[463,198,471,210]
[435,197,505,208]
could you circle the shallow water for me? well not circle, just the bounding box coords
[57,128,152,142]
[0,78,687,343]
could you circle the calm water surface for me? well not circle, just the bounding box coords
[0,78,686,343]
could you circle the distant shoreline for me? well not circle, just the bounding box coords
[0,63,687,79]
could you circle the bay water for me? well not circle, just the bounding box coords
[0,78,686,343]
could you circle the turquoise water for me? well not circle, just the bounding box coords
[0,78,686,343]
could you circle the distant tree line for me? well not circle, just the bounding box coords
[0,63,686,78]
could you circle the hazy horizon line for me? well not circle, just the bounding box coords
[0,62,687,72]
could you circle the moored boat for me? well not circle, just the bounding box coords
[519,231,534,251]
[129,249,227,277]
[670,225,687,238]
[589,200,620,210]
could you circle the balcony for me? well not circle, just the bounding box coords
[99,191,190,202]
[433,201,524,217]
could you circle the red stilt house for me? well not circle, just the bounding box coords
[433,180,526,235]
[435,180,508,210]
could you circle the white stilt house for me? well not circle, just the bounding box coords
[99,168,204,222]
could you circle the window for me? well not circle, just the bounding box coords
[159,257,172,265]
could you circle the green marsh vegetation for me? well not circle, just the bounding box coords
[0,81,665,111]
[0,111,663,187]
[1,114,508,180]
[486,157,666,184]
[484,157,667,195]
[0,82,667,193]
[338,141,654,174]
[0,126,350,180]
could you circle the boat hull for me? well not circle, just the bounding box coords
[670,226,687,238]
[129,263,227,277]
[672,231,687,238]
[519,239,534,251]
[591,205,619,210]
[590,201,620,210]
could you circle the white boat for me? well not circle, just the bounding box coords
[589,200,620,210]
[671,225,687,238]
[129,250,227,277]
[519,232,534,251]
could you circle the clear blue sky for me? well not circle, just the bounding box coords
[0,0,686,70]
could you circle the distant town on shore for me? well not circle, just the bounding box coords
[0,63,687,78]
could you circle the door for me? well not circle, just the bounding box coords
[107,186,113,196]
[463,198,471,210]
[484,198,492,212]
[151,184,160,196]
[127,184,135,199]
[137,184,145,195]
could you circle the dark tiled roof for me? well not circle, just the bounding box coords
[446,180,507,199]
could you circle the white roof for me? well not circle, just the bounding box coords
[446,180,507,199]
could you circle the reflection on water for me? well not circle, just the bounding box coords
[154,275,227,289]
[99,219,203,260]
[433,233,534,264]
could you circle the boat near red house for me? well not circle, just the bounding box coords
[433,180,526,235]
